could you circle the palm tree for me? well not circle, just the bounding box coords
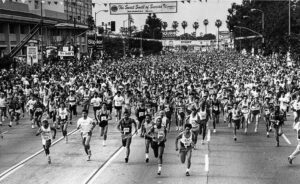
[181,21,188,34]
[215,19,222,50]
[172,21,179,36]
[192,22,199,37]
[203,19,209,34]
[162,22,168,31]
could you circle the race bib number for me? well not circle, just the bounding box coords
[36,108,42,112]
[43,135,50,140]
[213,106,218,111]
[242,108,249,114]
[139,112,145,117]
[115,101,121,106]
[123,128,130,134]
[265,109,270,115]
[101,116,107,121]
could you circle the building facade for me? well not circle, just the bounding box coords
[0,0,92,57]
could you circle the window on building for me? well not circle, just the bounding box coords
[9,24,15,34]
[20,25,26,34]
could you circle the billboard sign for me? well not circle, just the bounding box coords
[26,46,38,65]
[58,51,74,57]
[87,35,103,49]
[162,30,176,38]
[109,1,177,15]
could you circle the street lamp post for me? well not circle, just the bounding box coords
[40,0,44,65]
[250,8,265,43]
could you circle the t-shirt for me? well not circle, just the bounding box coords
[113,95,124,107]
[77,117,94,133]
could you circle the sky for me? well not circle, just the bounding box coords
[92,0,242,36]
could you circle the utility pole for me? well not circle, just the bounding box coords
[40,1,43,65]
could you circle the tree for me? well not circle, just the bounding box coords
[144,13,163,39]
[181,21,188,34]
[193,22,199,36]
[203,19,209,34]
[226,0,300,57]
[162,21,168,31]
[172,21,179,35]
[86,15,95,30]
[215,19,222,49]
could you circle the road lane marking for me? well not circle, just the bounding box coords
[85,133,138,184]
[0,164,24,182]
[2,131,8,134]
[207,129,211,142]
[0,129,79,180]
[205,154,209,172]
[282,134,291,145]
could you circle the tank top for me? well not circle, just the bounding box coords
[69,96,76,105]
[199,108,207,120]
[212,100,220,111]
[241,101,250,114]
[41,126,52,141]
[180,133,193,148]
[0,98,6,108]
[121,118,133,135]
[99,110,108,122]
[189,114,199,128]
[232,109,240,120]
[153,127,165,142]
[59,108,68,119]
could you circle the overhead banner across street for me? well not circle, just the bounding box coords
[109,1,177,15]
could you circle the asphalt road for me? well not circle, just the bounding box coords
[0,111,300,184]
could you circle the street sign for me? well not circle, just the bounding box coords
[26,46,38,65]
[87,35,103,49]
[235,35,262,40]
[58,51,74,57]
[109,1,177,15]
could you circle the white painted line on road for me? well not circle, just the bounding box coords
[0,129,79,180]
[0,164,24,182]
[282,134,291,145]
[2,131,8,134]
[205,154,209,172]
[85,133,138,184]
[207,129,211,142]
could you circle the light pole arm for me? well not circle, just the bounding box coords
[234,26,262,37]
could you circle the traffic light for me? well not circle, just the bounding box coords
[111,21,116,32]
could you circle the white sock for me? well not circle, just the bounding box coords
[145,153,149,159]
[158,166,162,172]
[186,168,190,172]
[10,122,12,126]
[103,140,106,145]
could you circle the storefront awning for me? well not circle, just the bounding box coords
[55,23,88,29]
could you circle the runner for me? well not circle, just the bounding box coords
[263,97,273,137]
[90,92,102,119]
[175,123,196,176]
[142,114,154,163]
[146,117,167,175]
[67,90,78,123]
[232,103,242,141]
[114,91,125,121]
[36,120,56,164]
[270,105,285,147]
[0,92,6,126]
[26,95,37,128]
[96,103,112,146]
[211,93,221,133]
[239,96,251,134]
[117,109,137,163]
[185,105,200,148]
[77,109,96,161]
[176,96,186,131]
[58,102,70,143]
[250,97,262,133]
[135,101,146,137]
[198,100,210,145]
[288,119,300,164]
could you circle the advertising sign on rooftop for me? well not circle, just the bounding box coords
[109,1,177,15]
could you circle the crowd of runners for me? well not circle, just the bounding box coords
[0,50,300,176]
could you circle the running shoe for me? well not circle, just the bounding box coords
[201,140,204,145]
[48,157,51,164]
[244,128,248,134]
[254,127,257,133]
[233,136,237,141]
[157,171,161,175]
[267,132,270,137]
[186,171,190,176]
[146,158,149,163]
[125,158,128,163]
[32,125,35,129]
[213,129,216,133]
[288,157,293,165]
